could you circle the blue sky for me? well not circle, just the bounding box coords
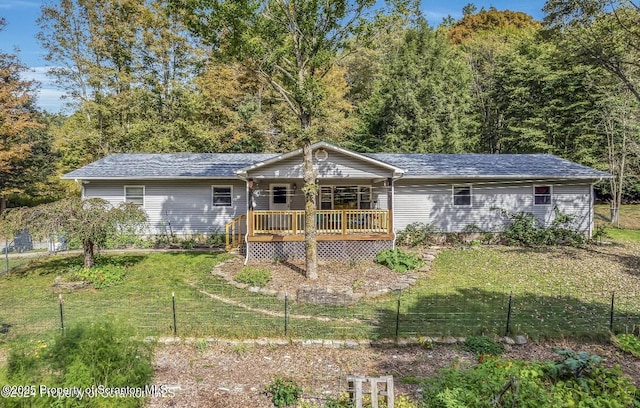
[0,0,546,113]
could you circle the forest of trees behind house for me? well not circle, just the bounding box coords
[1,0,639,210]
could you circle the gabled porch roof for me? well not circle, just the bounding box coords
[235,141,405,178]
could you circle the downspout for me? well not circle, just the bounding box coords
[239,175,251,265]
[75,179,85,199]
[391,172,403,249]
[589,181,596,238]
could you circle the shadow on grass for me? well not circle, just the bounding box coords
[7,253,149,277]
[374,288,640,342]
[503,244,640,278]
[588,245,640,278]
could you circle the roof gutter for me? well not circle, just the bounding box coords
[399,174,612,180]
[61,176,242,181]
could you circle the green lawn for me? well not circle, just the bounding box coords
[1,239,640,342]
[595,204,640,230]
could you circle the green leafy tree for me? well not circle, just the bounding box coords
[356,20,476,153]
[448,8,541,153]
[173,0,380,279]
[543,0,640,204]
[38,0,204,161]
[491,38,607,158]
[3,197,147,268]
[543,0,640,103]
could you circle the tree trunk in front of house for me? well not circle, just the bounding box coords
[302,140,318,280]
[82,239,96,268]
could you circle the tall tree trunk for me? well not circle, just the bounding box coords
[0,196,6,214]
[82,239,96,268]
[301,114,318,280]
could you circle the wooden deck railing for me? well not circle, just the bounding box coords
[250,209,389,236]
[224,214,246,250]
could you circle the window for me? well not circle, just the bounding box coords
[272,186,288,204]
[453,185,472,206]
[212,186,232,207]
[320,186,333,210]
[319,186,372,209]
[124,186,144,206]
[534,185,552,205]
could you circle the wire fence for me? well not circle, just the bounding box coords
[3,282,640,341]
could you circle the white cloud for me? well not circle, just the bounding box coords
[0,1,40,9]
[423,10,458,25]
[21,66,67,113]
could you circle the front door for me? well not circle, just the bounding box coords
[269,184,290,210]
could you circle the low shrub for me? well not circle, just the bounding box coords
[497,208,586,247]
[235,266,271,287]
[547,348,603,380]
[462,336,505,356]
[374,249,424,273]
[207,232,226,248]
[421,350,638,408]
[6,322,153,408]
[612,333,640,358]
[266,376,302,407]
[396,222,439,247]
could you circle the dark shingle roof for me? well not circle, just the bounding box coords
[62,153,278,179]
[366,153,610,179]
[63,151,610,180]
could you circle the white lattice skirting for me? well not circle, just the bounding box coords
[248,240,393,261]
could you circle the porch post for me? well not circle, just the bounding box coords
[248,179,255,238]
[387,178,393,233]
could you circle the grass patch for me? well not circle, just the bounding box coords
[603,228,640,243]
[0,252,231,339]
[595,204,640,230]
[235,266,271,287]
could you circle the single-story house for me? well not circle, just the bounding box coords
[62,142,610,261]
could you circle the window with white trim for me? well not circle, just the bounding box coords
[452,185,472,206]
[124,186,144,207]
[212,186,232,207]
[534,185,552,205]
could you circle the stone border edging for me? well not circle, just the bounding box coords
[211,246,441,302]
[153,335,528,348]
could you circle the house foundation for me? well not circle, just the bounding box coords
[247,240,393,262]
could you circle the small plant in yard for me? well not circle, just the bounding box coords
[266,376,302,407]
[462,336,504,356]
[612,333,640,358]
[547,348,603,380]
[195,339,208,352]
[207,231,226,247]
[374,249,424,273]
[235,266,271,287]
[591,224,610,243]
[68,263,127,288]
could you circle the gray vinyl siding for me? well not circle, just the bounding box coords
[247,150,394,179]
[83,180,247,235]
[394,180,592,233]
